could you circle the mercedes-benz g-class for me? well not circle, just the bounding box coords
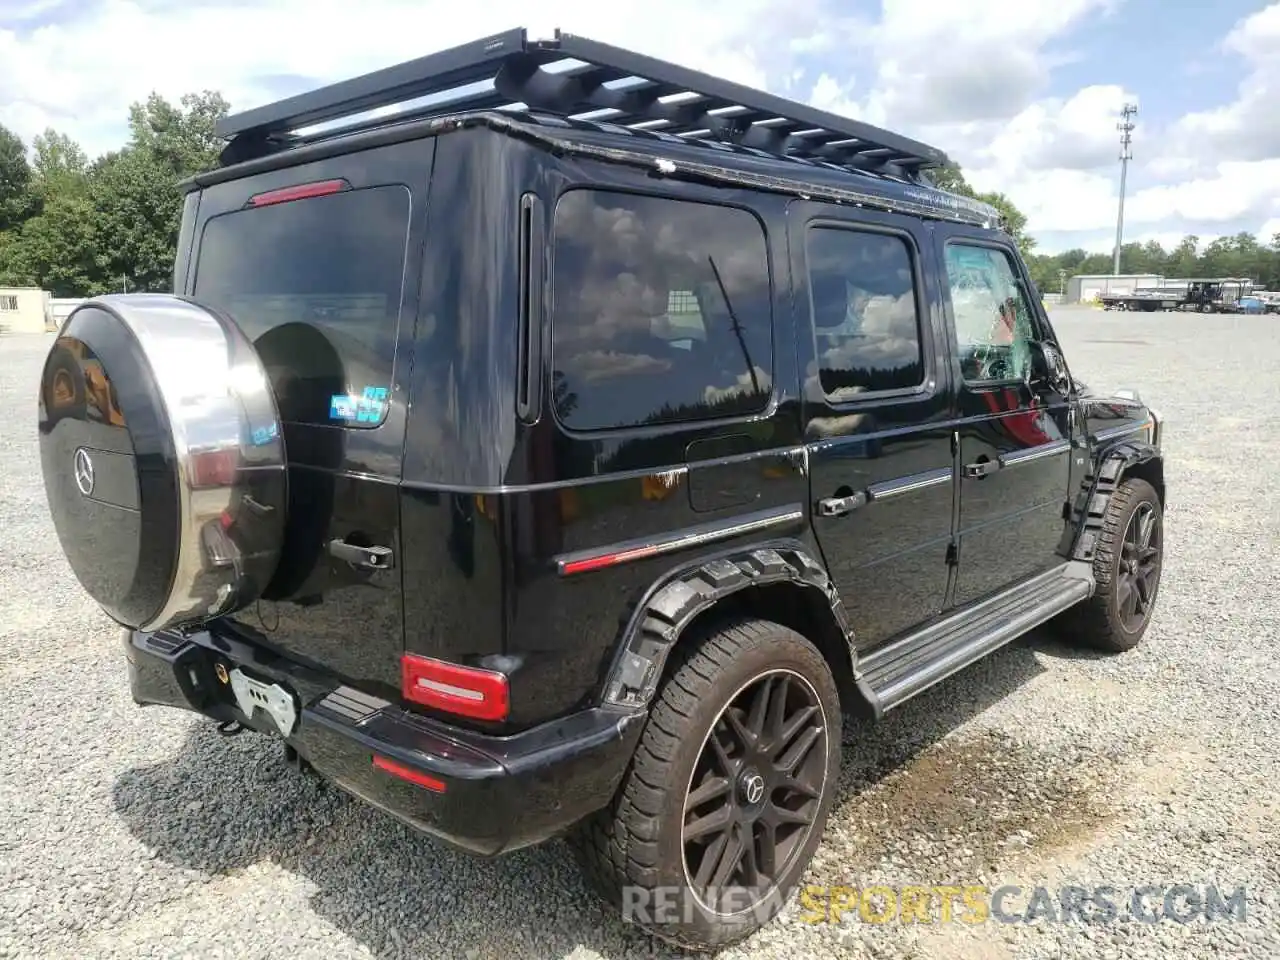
[38,28,1166,951]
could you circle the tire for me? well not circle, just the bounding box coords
[570,618,841,951]
[1061,477,1164,652]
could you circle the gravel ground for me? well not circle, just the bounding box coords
[1,308,1277,960]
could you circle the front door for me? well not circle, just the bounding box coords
[795,204,956,650]
[934,228,1073,606]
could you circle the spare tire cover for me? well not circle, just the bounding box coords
[38,294,287,632]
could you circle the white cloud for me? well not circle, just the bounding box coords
[854,0,1115,128]
[1169,2,1280,163]
[1126,159,1280,225]
[0,0,790,158]
[0,0,1275,252]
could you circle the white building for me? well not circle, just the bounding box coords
[1065,274,1163,304]
[0,286,53,334]
[49,297,86,326]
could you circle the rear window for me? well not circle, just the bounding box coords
[193,184,411,428]
[550,189,773,432]
[806,226,925,399]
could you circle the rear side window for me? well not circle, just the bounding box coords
[806,227,924,400]
[550,190,773,432]
[193,184,411,428]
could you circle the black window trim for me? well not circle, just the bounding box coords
[940,235,1044,389]
[803,216,937,408]
[546,183,779,439]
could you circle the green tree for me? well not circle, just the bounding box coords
[5,194,100,295]
[976,190,1035,255]
[92,91,229,292]
[30,130,89,198]
[1168,237,1199,277]
[0,124,33,230]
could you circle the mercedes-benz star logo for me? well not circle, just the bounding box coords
[742,772,765,805]
[73,447,95,497]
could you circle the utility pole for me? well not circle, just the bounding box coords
[1112,102,1137,276]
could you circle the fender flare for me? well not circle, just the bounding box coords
[600,540,868,710]
[1070,439,1164,562]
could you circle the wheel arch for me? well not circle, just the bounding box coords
[1071,438,1165,562]
[600,541,875,719]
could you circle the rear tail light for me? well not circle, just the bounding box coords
[401,654,509,721]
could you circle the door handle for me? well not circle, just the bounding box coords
[817,491,866,517]
[963,459,1000,479]
[328,539,395,570]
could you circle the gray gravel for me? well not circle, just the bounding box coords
[1,308,1278,960]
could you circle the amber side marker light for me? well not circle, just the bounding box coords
[247,178,348,207]
[401,653,510,722]
[372,755,447,793]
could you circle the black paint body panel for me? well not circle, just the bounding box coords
[123,118,1166,855]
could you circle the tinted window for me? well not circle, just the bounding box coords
[807,228,924,399]
[943,243,1037,383]
[550,190,772,432]
[194,185,411,427]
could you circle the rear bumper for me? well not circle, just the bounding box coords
[124,626,646,856]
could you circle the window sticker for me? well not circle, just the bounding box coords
[329,386,389,424]
[249,423,279,446]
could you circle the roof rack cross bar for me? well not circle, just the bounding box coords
[216,26,950,176]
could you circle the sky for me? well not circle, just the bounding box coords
[1,0,1279,255]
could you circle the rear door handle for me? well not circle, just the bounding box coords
[328,539,395,570]
[817,491,866,517]
[963,459,1000,479]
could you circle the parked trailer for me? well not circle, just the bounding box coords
[1098,290,1183,311]
[1100,278,1255,313]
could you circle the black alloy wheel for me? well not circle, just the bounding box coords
[1116,499,1161,632]
[682,668,828,915]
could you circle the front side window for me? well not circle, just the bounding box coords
[550,190,773,432]
[193,185,412,428]
[807,227,924,399]
[943,243,1037,383]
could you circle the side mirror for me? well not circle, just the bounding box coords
[1030,341,1070,392]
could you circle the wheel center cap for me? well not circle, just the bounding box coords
[739,768,766,807]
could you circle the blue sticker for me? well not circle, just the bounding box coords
[330,387,389,425]
[250,423,278,446]
[329,394,358,420]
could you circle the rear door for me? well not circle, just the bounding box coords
[794,203,957,649]
[183,140,434,696]
[932,226,1073,605]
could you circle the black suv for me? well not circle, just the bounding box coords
[37,28,1167,951]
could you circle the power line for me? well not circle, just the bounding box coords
[1113,102,1138,276]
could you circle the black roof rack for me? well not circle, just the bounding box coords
[216,27,950,178]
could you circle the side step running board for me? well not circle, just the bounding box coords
[858,562,1094,716]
